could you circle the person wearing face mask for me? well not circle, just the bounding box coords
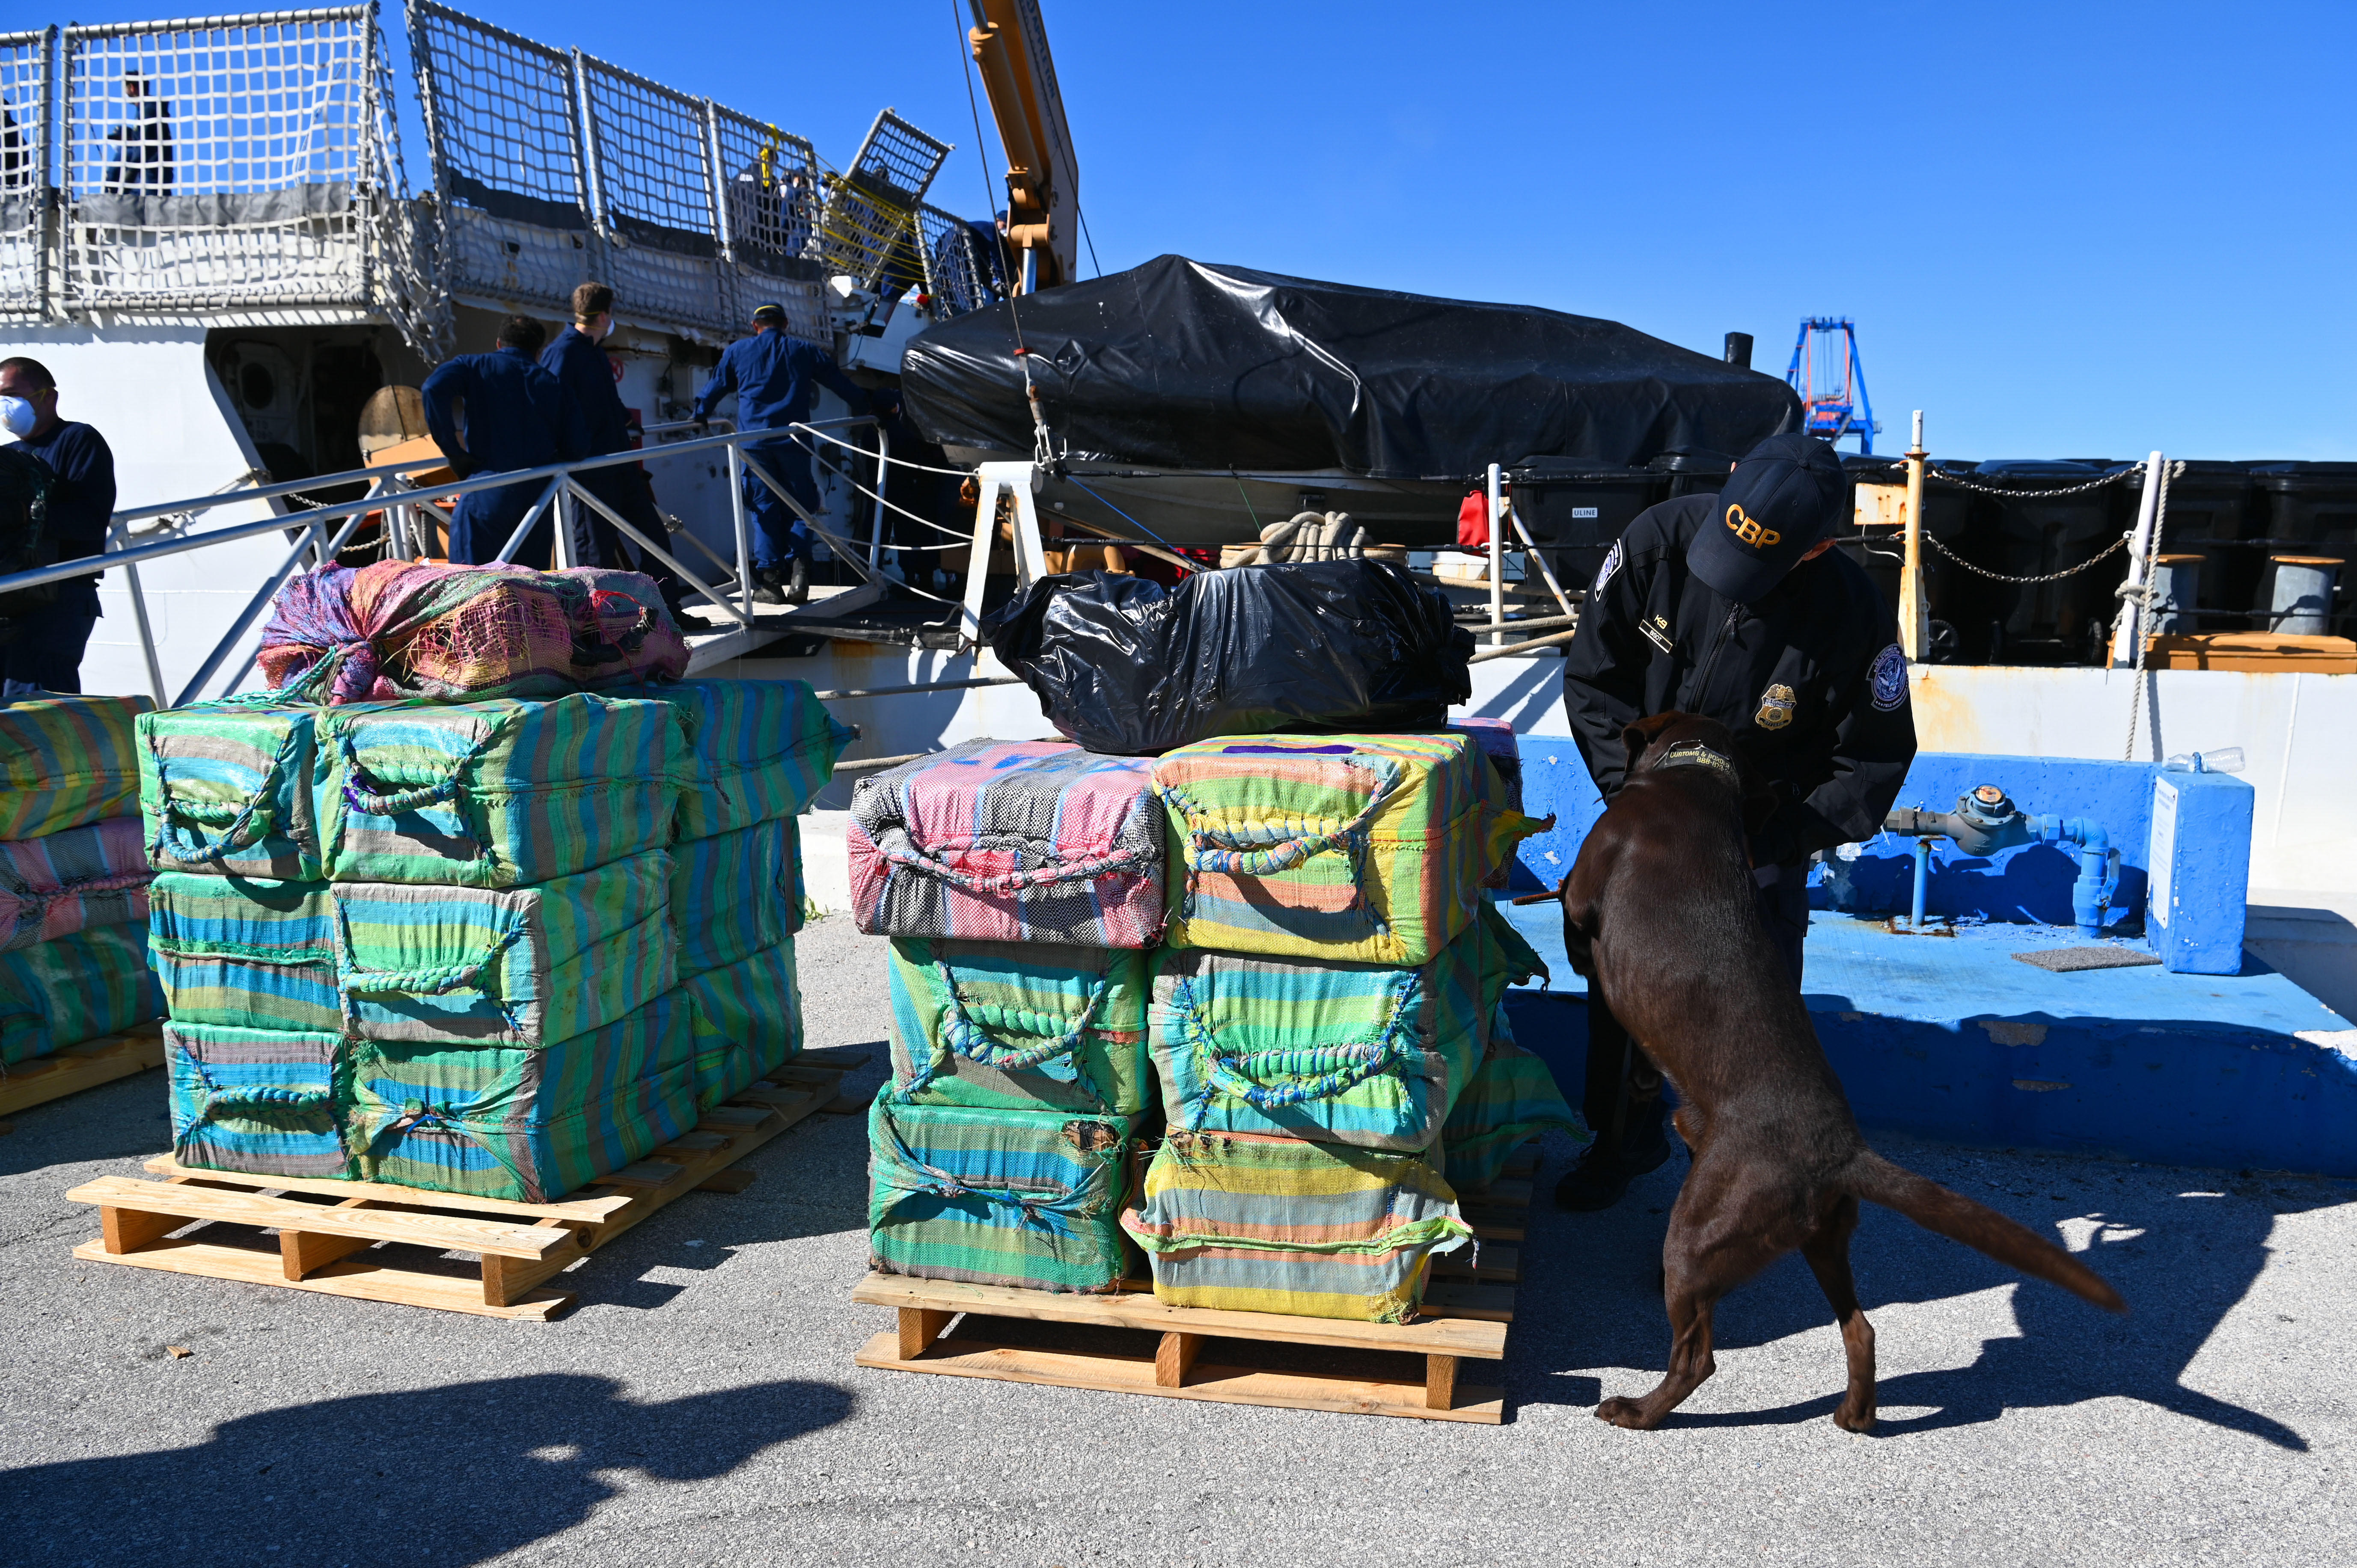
[538,283,677,598]
[0,356,116,697]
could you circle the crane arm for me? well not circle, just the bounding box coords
[967,0,1079,293]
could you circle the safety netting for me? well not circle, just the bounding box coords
[0,28,51,321]
[813,108,948,295]
[59,9,394,312]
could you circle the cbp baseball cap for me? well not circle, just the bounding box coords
[1684,433,1846,603]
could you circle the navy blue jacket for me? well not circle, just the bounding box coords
[1560,494,1917,866]
[539,326,633,456]
[16,422,116,561]
[421,346,591,479]
[693,328,866,437]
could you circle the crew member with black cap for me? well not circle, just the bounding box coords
[693,300,868,605]
[1553,431,1918,1212]
[420,314,591,567]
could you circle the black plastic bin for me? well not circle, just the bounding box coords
[2122,460,2257,633]
[1507,460,1668,590]
[2247,463,2357,635]
[1646,448,1738,499]
[1930,458,2136,665]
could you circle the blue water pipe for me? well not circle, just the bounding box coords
[1883,787,2121,936]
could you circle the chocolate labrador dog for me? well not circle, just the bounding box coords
[1560,712,2125,1431]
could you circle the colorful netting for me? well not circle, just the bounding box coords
[260,561,688,705]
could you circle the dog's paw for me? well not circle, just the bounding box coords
[1595,1396,1654,1429]
[1832,1399,1877,1433]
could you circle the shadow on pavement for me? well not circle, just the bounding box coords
[1515,1140,2336,1449]
[0,1372,855,1565]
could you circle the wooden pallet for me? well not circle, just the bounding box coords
[0,1022,166,1129]
[854,1146,1539,1423]
[62,1054,860,1320]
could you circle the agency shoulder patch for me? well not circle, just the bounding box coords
[1591,538,1623,597]
[1870,643,1909,711]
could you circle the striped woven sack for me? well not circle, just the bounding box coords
[330,849,675,1046]
[0,817,152,952]
[1442,1002,1585,1190]
[608,679,853,839]
[342,989,700,1202]
[1148,917,1489,1151]
[1121,1129,1471,1323]
[1153,732,1535,966]
[885,937,1151,1114]
[317,692,688,888]
[0,924,162,1066]
[868,1099,1134,1293]
[166,1021,348,1178]
[1448,719,1523,890]
[849,739,1165,949]
[683,940,802,1108]
[0,693,151,841]
[137,695,328,880]
[148,873,341,1033]
[671,817,793,981]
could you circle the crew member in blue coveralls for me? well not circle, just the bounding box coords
[1553,432,1917,1212]
[539,282,690,619]
[420,315,591,569]
[693,300,869,606]
[0,356,116,696]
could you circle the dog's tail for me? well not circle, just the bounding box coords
[1840,1150,2127,1313]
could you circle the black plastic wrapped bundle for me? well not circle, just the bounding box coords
[980,559,1474,756]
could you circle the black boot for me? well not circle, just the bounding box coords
[1553,1097,1673,1212]
[749,568,788,606]
[782,555,811,606]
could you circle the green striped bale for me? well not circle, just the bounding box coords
[166,1022,347,1178]
[330,850,675,1046]
[148,872,341,1033]
[1154,732,1534,967]
[0,924,163,1066]
[1442,1002,1585,1190]
[1148,917,1489,1151]
[609,678,853,840]
[670,817,794,981]
[683,940,802,1108]
[868,1099,1135,1293]
[1121,1130,1471,1323]
[342,990,700,1202]
[0,694,152,842]
[886,937,1151,1114]
[316,693,688,888]
[137,695,328,880]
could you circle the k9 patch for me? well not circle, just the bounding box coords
[1870,644,1909,711]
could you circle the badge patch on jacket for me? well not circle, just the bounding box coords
[1754,683,1796,730]
[1870,644,1909,711]
[1639,614,1673,655]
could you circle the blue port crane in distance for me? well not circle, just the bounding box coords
[1786,317,1881,454]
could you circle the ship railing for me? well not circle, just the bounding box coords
[0,415,897,707]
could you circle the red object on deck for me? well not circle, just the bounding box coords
[1456,490,1490,549]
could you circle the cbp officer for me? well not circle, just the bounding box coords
[693,300,869,605]
[0,355,116,696]
[1554,432,1917,1212]
[420,315,591,568]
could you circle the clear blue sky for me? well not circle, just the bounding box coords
[50,0,2357,459]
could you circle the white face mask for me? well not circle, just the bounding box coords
[0,395,34,438]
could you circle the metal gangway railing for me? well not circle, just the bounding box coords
[0,417,928,707]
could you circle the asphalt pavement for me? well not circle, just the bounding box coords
[1,913,2349,1567]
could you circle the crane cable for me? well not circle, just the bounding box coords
[953,2,1057,466]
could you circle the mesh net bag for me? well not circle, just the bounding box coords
[260,561,687,705]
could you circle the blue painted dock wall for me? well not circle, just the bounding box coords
[1513,749,2253,942]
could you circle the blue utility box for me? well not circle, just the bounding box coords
[2145,767,2254,974]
